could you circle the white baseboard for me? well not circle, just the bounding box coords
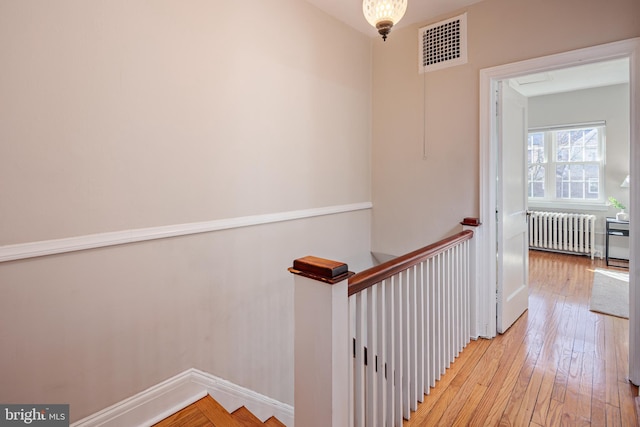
[70,370,206,427]
[190,369,293,426]
[71,369,293,427]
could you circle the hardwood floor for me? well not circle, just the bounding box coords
[405,250,637,426]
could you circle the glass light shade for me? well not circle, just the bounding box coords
[621,175,630,188]
[363,0,408,41]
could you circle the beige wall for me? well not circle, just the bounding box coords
[371,0,640,256]
[0,0,372,422]
[0,0,372,244]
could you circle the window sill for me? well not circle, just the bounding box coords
[528,200,609,212]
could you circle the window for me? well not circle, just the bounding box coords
[528,123,605,204]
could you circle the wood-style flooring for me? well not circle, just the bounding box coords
[405,250,637,426]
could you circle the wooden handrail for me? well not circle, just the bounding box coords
[347,230,473,296]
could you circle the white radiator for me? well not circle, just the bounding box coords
[528,211,596,259]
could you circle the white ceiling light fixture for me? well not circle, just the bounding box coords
[363,0,408,41]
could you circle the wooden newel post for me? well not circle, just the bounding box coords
[289,256,354,427]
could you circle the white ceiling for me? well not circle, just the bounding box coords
[304,0,484,38]
[510,58,630,97]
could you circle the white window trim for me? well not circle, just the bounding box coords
[528,200,609,211]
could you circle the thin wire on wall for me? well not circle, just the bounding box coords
[423,69,428,160]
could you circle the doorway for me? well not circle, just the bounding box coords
[478,38,640,384]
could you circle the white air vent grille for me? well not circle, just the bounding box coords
[419,13,467,73]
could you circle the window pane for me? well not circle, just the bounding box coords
[532,182,545,198]
[585,145,598,161]
[586,178,599,199]
[584,128,599,161]
[557,181,569,199]
[528,131,546,199]
[554,163,600,200]
[528,132,545,164]
[570,182,584,199]
[556,127,601,163]
[585,164,599,179]
[557,164,569,180]
[585,165,599,199]
[569,164,584,179]
[528,164,545,198]
[570,142,584,161]
[529,164,545,181]
[556,131,569,161]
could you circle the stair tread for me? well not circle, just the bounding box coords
[231,406,263,427]
[195,396,241,427]
[263,416,287,427]
[153,401,214,427]
[154,395,287,427]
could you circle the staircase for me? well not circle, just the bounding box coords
[153,395,286,427]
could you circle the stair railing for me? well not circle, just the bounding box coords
[289,219,481,427]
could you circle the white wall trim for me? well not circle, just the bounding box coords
[70,370,206,427]
[70,368,294,427]
[191,369,294,426]
[0,202,372,263]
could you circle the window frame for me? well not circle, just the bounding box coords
[527,122,607,210]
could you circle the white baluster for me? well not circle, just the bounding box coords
[436,253,444,377]
[415,262,425,404]
[385,277,395,427]
[393,273,406,426]
[376,281,387,424]
[450,246,462,361]
[451,246,462,360]
[408,265,418,413]
[464,240,470,345]
[354,291,366,427]
[425,258,434,392]
[366,286,377,427]
[349,296,356,427]
[445,249,452,369]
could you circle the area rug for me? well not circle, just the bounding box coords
[589,269,629,318]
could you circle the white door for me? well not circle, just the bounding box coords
[496,80,529,334]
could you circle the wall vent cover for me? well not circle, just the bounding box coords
[418,13,467,73]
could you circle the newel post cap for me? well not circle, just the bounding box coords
[289,255,354,284]
[461,217,481,227]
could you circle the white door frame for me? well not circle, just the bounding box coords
[478,37,640,384]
